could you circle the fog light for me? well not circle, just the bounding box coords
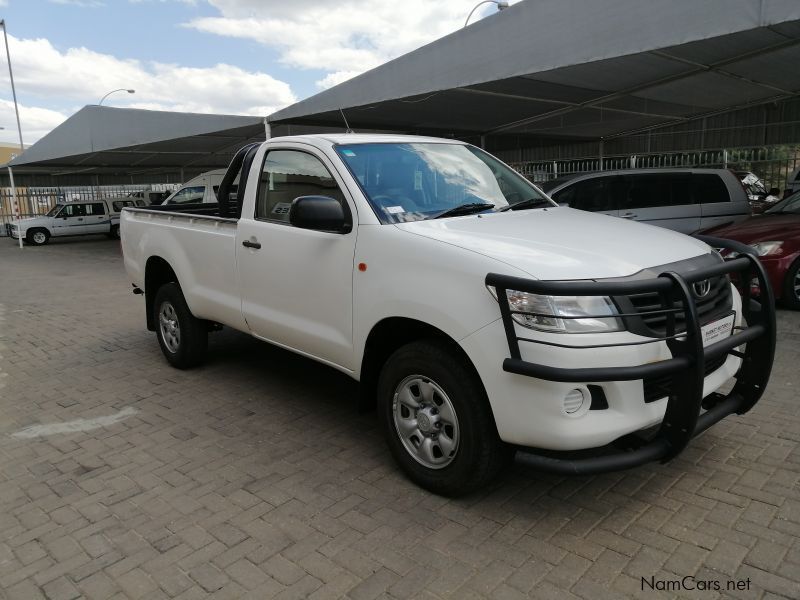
[564,388,587,414]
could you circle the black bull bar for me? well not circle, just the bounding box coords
[485,236,776,476]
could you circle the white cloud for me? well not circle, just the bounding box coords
[48,0,106,7]
[0,34,296,141]
[186,0,519,89]
[0,99,68,145]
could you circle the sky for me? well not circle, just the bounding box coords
[0,0,518,146]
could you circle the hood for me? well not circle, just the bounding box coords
[395,207,710,280]
[704,213,800,244]
[10,217,44,227]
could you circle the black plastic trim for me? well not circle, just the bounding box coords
[487,236,776,475]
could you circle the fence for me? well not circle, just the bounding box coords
[0,184,181,237]
[509,145,800,191]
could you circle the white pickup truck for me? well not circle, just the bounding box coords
[122,134,776,495]
[9,197,133,245]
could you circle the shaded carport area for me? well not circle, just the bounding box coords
[5,105,267,181]
[268,0,800,156]
[1,105,268,233]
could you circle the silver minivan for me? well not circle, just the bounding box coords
[539,168,751,233]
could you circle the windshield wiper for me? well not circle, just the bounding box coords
[497,198,553,211]
[433,202,495,219]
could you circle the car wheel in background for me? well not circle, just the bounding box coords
[153,282,208,368]
[377,339,512,496]
[782,258,800,310]
[108,225,120,239]
[26,229,50,246]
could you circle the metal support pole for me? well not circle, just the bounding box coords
[264,118,271,140]
[599,139,604,171]
[8,167,22,249]
[0,21,25,154]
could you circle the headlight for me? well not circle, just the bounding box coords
[490,288,623,333]
[750,241,783,256]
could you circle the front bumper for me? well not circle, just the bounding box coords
[484,235,776,475]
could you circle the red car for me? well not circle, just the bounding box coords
[702,192,800,309]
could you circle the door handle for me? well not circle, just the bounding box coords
[620,212,637,219]
[242,239,261,249]
[77,218,84,221]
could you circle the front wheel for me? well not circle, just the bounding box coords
[108,225,120,239]
[153,283,208,368]
[378,339,511,496]
[782,258,800,310]
[26,228,50,246]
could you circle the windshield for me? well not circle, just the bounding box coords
[335,142,553,223]
[46,204,63,217]
[765,191,800,214]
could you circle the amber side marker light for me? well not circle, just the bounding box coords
[358,263,367,272]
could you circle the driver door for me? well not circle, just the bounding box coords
[236,146,358,370]
[52,203,87,236]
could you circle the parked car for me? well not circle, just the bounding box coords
[161,169,238,205]
[8,198,126,245]
[701,190,800,309]
[540,168,751,233]
[734,170,781,213]
[121,134,774,495]
[121,190,172,205]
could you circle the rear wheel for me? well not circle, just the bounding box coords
[26,228,50,246]
[378,339,511,496]
[153,283,207,368]
[782,258,800,310]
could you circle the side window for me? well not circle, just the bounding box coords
[554,178,615,212]
[691,174,730,204]
[256,150,344,223]
[61,204,86,217]
[171,186,206,204]
[86,203,106,215]
[620,175,685,210]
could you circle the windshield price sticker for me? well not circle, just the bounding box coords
[701,313,735,348]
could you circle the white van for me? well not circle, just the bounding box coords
[162,169,238,205]
[8,198,126,245]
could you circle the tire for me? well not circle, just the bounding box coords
[108,225,120,239]
[378,339,511,496]
[153,283,208,368]
[782,258,800,310]
[26,228,50,246]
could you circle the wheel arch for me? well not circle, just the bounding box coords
[144,256,179,331]
[358,316,485,411]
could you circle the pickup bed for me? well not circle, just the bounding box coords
[122,133,776,495]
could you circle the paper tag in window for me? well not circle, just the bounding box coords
[414,171,422,190]
[385,206,405,214]
[271,202,291,215]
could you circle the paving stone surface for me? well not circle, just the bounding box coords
[0,238,798,599]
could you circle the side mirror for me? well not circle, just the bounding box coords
[289,196,351,233]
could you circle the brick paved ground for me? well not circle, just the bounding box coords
[0,237,798,600]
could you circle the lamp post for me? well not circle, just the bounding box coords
[0,20,25,248]
[98,88,135,105]
[0,20,23,152]
[464,1,509,27]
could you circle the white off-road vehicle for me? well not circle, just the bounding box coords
[121,134,776,495]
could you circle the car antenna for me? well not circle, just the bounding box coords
[339,108,354,133]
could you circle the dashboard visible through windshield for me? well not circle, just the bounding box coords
[335,142,553,223]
